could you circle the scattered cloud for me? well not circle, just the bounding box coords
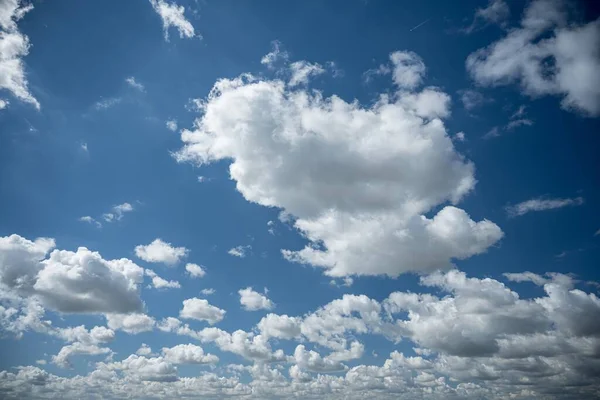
[228,245,251,258]
[180,297,225,324]
[166,119,177,131]
[185,263,206,278]
[149,0,197,41]
[239,287,275,311]
[200,288,215,296]
[145,269,181,289]
[125,76,145,91]
[102,202,134,222]
[506,196,584,217]
[260,40,289,68]
[462,0,510,34]
[78,216,102,228]
[454,131,466,142]
[135,238,189,266]
[0,99,8,109]
[288,61,325,87]
[0,0,39,109]
[458,89,489,110]
[161,344,218,364]
[94,97,122,110]
[467,0,600,116]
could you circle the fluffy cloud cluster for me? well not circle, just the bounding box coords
[0,234,144,314]
[179,297,225,324]
[467,0,600,116]
[175,50,503,277]
[0,0,39,109]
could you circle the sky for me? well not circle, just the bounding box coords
[1,0,600,398]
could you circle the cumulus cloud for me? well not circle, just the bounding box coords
[257,314,301,339]
[105,313,156,334]
[0,0,39,109]
[467,0,600,116]
[175,50,502,278]
[135,239,188,266]
[149,0,196,41]
[102,202,134,222]
[145,269,181,289]
[185,263,206,278]
[239,287,274,311]
[506,196,584,217]
[161,344,218,364]
[106,354,178,382]
[180,297,225,324]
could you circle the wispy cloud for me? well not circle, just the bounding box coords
[94,97,122,110]
[228,245,252,258]
[149,0,197,41]
[409,18,430,32]
[125,77,145,92]
[506,197,584,217]
[79,216,102,228]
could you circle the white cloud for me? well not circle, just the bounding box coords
[288,61,325,87]
[463,0,510,33]
[102,202,134,222]
[467,0,600,116]
[506,196,584,217]
[136,343,153,356]
[0,234,147,315]
[166,119,177,131]
[145,269,181,289]
[52,342,112,368]
[175,51,502,278]
[0,0,39,109]
[260,40,289,68]
[239,287,274,311]
[185,263,206,278]
[149,0,196,41]
[93,97,121,110]
[180,297,225,324]
[0,98,8,109]
[257,313,301,339]
[135,238,188,266]
[105,313,155,334]
[125,76,145,91]
[196,327,286,362]
[454,131,466,142]
[106,354,178,382]
[78,216,102,228]
[293,344,346,373]
[161,344,218,364]
[228,245,251,258]
[200,288,215,296]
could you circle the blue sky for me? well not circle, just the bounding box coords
[1,0,600,398]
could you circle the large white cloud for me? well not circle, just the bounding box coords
[467,0,600,116]
[0,234,145,314]
[175,51,502,277]
[0,0,39,109]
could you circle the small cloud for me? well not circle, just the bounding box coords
[462,0,510,34]
[79,216,102,228]
[329,277,354,288]
[458,89,489,111]
[197,176,210,183]
[483,126,500,139]
[228,245,252,258]
[506,196,584,217]
[125,76,145,92]
[454,132,466,142]
[0,99,8,110]
[267,220,275,235]
[135,238,189,266]
[94,97,122,111]
[200,288,215,295]
[166,120,178,131]
[149,0,198,41]
[260,40,289,68]
[80,142,89,153]
[185,263,206,278]
[35,359,47,365]
[102,202,134,222]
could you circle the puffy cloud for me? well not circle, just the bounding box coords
[149,0,196,41]
[52,342,112,368]
[288,61,325,87]
[105,313,155,334]
[161,344,218,364]
[0,234,144,315]
[175,52,502,277]
[145,269,180,289]
[125,76,145,91]
[185,263,206,278]
[257,314,302,339]
[467,0,600,116]
[228,245,251,258]
[293,344,346,372]
[0,98,8,109]
[180,297,225,324]
[260,40,289,68]
[239,287,274,311]
[506,196,584,217]
[196,327,286,362]
[0,0,39,109]
[107,354,178,382]
[135,238,188,266]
